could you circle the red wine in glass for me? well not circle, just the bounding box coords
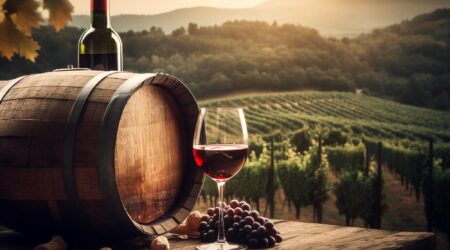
[193,108,248,250]
[193,144,248,181]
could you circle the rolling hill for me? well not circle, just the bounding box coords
[69,0,450,37]
[200,91,450,142]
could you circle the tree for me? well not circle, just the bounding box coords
[188,22,199,35]
[171,26,186,37]
[0,0,73,61]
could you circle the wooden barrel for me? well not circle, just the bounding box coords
[0,70,203,239]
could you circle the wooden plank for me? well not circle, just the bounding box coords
[0,137,65,168]
[168,221,435,250]
[0,220,436,249]
[4,86,82,101]
[107,72,136,81]
[14,74,93,88]
[3,85,116,103]
[0,167,101,200]
[0,99,73,122]
[0,120,66,138]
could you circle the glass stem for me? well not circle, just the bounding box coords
[217,181,226,243]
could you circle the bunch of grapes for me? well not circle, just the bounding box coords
[198,200,283,248]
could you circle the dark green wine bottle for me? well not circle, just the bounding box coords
[78,0,123,71]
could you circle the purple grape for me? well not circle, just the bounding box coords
[268,227,277,236]
[233,215,242,223]
[252,222,261,230]
[242,210,250,218]
[234,207,243,216]
[244,216,254,225]
[256,217,265,225]
[257,225,267,235]
[250,229,259,238]
[241,203,250,211]
[238,228,246,243]
[214,207,220,215]
[207,230,217,242]
[264,221,274,230]
[274,234,283,243]
[199,221,208,231]
[226,228,236,240]
[201,215,210,222]
[248,238,259,248]
[227,208,235,217]
[268,236,276,247]
[201,232,209,242]
[232,222,240,230]
[244,224,252,233]
[207,208,215,216]
[250,210,259,219]
[224,215,233,227]
[230,199,239,209]
[239,219,246,227]
[259,237,269,248]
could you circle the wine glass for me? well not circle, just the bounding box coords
[193,108,249,250]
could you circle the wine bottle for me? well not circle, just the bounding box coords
[78,0,123,71]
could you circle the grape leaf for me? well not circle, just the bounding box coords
[9,0,42,36]
[44,0,73,31]
[17,33,40,62]
[0,0,5,23]
[0,16,40,62]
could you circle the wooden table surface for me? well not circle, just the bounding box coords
[0,220,435,249]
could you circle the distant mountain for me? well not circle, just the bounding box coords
[70,0,450,37]
[256,0,450,35]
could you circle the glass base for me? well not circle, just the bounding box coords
[196,242,248,250]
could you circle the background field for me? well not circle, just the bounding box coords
[201,91,450,142]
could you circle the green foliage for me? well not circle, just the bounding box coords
[327,144,365,174]
[277,140,329,219]
[308,140,330,207]
[334,170,372,226]
[382,143,426,201]
[323,129,348,146]
[290,128,312,154]
[334,163,388,227]
[277,148,312,218]
[228,150,266,201]
[249,135,265,158]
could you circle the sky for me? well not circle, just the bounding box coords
[70,0,267,15]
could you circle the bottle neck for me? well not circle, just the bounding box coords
[91,0,110,28]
